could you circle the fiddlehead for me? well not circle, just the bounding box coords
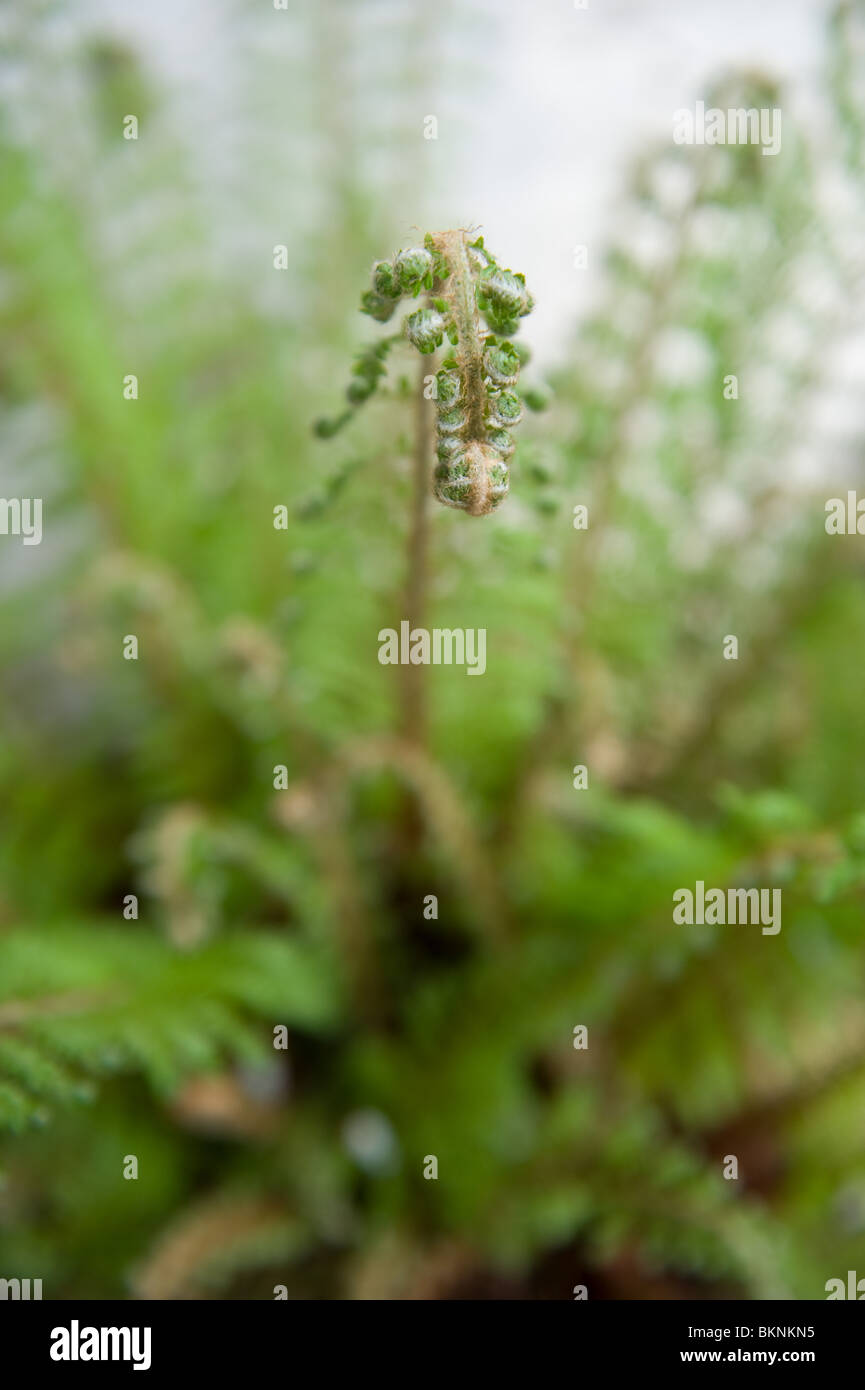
[315,229,539,516]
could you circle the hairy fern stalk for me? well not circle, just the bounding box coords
[318,228,537,516]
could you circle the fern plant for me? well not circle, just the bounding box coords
[0,923,338,1131]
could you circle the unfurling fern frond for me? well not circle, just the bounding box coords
[315,229,538,515]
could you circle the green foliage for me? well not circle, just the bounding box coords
[0,924,338,1129]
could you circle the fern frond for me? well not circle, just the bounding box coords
[0,922,340,1129]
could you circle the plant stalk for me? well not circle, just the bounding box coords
[399,355,432,747]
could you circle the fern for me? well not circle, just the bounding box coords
[0,923,338,1130]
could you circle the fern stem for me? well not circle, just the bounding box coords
[433,230,487,441]
[399,356,432,748]
[345,736,508,944]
